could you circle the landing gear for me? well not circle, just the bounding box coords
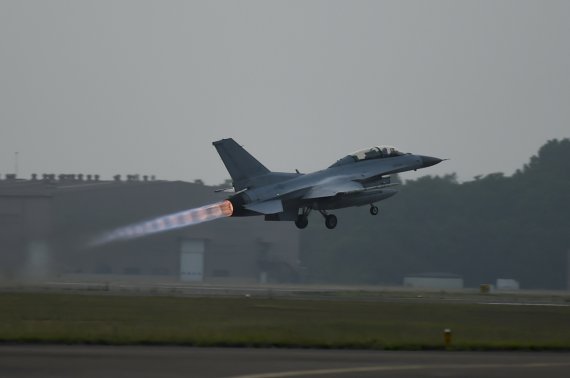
[319,210,338,229]
[370,204,379,215]
[295,215,308,229]
[325,214,338,229]
[295,207,312,229]
[296,208,338,229]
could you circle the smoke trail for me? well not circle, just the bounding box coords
[88,200,233,247]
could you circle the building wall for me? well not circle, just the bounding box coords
[403,276,464,290]
[0,195,53,279]
[1,180,300,283]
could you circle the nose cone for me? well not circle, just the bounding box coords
[419,155,443,168]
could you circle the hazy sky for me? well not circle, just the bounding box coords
[1,1,568,185]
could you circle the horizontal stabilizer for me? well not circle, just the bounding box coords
[244,199,283,214]
[214,188,248,194]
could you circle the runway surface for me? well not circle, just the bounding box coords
[1,345,569,378]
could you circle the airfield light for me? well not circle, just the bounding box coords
[89,200,234,247]
[443,328,453,348]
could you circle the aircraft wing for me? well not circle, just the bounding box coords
[301,178,364,200]
[302,179,398,200]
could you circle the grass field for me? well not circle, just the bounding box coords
[1,292,569,350]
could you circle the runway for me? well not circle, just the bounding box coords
[1,345,569,378]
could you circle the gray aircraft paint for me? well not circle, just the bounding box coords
[214,138,442,229]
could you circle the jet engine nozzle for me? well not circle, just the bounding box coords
[228,192,258,217]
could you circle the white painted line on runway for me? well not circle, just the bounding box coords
[226,362,570,378]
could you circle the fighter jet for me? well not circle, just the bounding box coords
[214,138,443,229]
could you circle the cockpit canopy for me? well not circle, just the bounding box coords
[330,145,406,168]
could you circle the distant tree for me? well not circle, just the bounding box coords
[301,138,570,289]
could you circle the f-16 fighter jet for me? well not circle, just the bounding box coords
[214,138,443,229]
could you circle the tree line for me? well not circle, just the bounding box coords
[300,139,570,290]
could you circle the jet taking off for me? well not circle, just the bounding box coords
[89,139,444,246]
[214,138,444,229]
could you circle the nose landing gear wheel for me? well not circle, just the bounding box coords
[370,205,379,215]
[325,214,338,229]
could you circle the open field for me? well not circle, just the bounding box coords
[1,292,569,350]
[3,277,570,305]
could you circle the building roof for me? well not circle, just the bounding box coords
[0,176,190,197]
[0,179,55,197]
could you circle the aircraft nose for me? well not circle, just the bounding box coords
[419,155,443,168]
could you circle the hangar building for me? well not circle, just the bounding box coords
[403,272,464,290]
[0,174,300,283]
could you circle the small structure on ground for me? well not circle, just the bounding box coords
[496,278,520,291]
[403,272,464,290]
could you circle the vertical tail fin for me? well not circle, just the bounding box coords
[212,138,270,190]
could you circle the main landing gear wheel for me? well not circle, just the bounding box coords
[370,205,379,215]
[296,207,312,229]
[295,215,309,229]
[325,214,338,229]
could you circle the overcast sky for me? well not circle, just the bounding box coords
[1,0,568,185]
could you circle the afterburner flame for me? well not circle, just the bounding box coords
[220,199,234,217]
[89,200,234,247]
